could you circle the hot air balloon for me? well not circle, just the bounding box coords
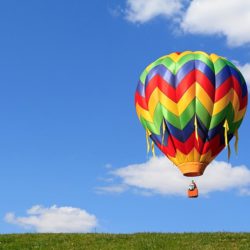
[135,51,248,197]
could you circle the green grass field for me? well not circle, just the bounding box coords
[0,233,250,250]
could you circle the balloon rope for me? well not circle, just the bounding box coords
[146,129,150,153]
[234,129,239,155]
[223,120,230,160]
[228,143,231,161]
[223,120,229,147]
[161,119,166,145]
[151,141,155,157]
[194,115,199,144]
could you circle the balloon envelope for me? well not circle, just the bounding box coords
[135,51,248,176]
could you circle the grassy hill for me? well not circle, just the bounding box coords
[0,233,250,250]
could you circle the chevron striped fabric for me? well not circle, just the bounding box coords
[135,51,248,176]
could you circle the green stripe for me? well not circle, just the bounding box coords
[139,69,149,85]
[140,116,159,135]
[175,54,215,73]
[140,101,241,136]
[196,99,211,129]
[140,53,242,84]
[140,52,218,83]
[160,57,176,74]
[161,99,212,130]
[209,103,237,130]
[213,58,228,74]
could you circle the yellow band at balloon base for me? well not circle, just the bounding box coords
[177,162,208,177]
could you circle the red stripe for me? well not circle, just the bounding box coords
[195,70,215,100]
[157,137,176,157]
[157,76,177,102]
[215,77,232,101]
[175,70,196,100]
[145,70,216,103]
[145,74,177,102]
[161,132,225,157]
[135,91,148,109]
[145,75,159,103]
[231,75,242,100]
[241,95,248,110]
[231,75,248,110]
[201,134,224,156]
[171,132,195,154]
[176,69,215,101]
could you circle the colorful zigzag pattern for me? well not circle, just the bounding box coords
[135,51,248,167]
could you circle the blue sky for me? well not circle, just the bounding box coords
[0,0,250,233]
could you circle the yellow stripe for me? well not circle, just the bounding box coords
[147,84,206,117]
[210,53,221,63]
[235,107,247,122]
[200,150,214,163]
[212,89,246,120]
[195,84,214,115]
[168,51,192,63]
[168,51,211,63]
[232,89,240,113]
[184,148,201,162]
[148,85,196,116]
[148,88,179,116]
[212,90,232,115]
[177,83,196,114]
[135,103,153,122]
[230,89,246,122]
[168,148,213,166]
[168,53,179,63]
[137,85,245,124]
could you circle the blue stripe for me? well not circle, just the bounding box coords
[136,80,145,97]
[215,65,246,94]
[175,60,215,87]
[151,116,234,143]
[150,121,170,146]
[150,118,235,152]
[145,65,175,88]
[137,59,247,112]
[144,60,215,89]
[165,118,194,142]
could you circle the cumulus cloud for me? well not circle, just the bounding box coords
[5,205,97,233]
[124,0,250,47]
[95,184,127,194]
[237,63,250,89]
[181,0,250,46]
[125,0,183,23]
[98,157,250,196]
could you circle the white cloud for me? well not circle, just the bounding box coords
[100,157,250,196]
[5,205,98,233]
[124,0,250,47]
[125,0,183,23]
[181,0,250,46]
[95,184,127,194]
[104,163,112,169]
[239,188,250,196]
[237,63,250,89]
